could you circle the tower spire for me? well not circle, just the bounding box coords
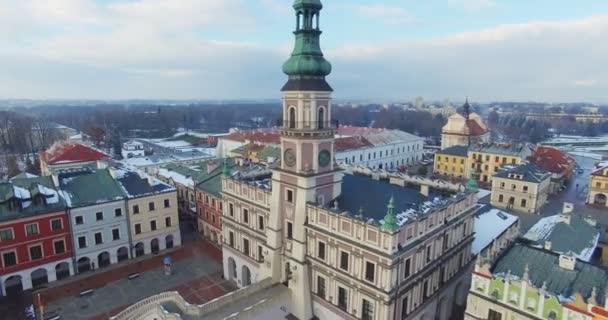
[282,0,332,92]
[382,195,399,233]
[222,158,231,177]
[466,170,479,193]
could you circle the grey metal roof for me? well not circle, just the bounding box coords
[437,145,469,157]
[116,171,175,198]
[330,173,453,224]
[469,143,533,158]
[493,163,550,183]
[492,244,608,305]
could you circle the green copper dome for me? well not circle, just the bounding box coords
[293,0,323,9]
[282,0,332,78]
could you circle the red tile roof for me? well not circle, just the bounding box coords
[220,126,384,145]
[336,126,385,136]
[220,129,281,144]
[528,146,574,175]
[335,136,373,151]
[41,142,108,165]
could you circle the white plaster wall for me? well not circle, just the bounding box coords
[0,257,73,296]
[223,247,260,288]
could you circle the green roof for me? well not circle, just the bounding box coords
[257,146,280,160]
[59,169,125,207]
[492,244,608,305]
[0,176,66,222]
[162,160,222,183]
[196,173,223,197]
[196,159,237,196]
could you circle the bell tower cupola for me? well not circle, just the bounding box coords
[282,0,332,92]
[279,0,336,176]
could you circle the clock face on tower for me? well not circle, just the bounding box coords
[318,149,331,167]
[284,149,296,167]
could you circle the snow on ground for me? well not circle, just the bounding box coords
[472,207,518,254]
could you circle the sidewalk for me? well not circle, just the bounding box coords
[36,239,222,306]
[40,239,230,319]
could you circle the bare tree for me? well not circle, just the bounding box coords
[32,118,60,151]
[6,155,20,178]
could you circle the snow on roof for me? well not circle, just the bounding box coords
[172,131,209,138]
[476,188,491,200]
[13,186,31,199]
[153,140,192,148]
[157,168,195,187]
[42,141,108,164]
[472,206,519,254]
[523,214,600,262]
[121,152,213,167]
[9,172,39,181]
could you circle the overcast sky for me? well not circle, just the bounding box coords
[1,0,607,103]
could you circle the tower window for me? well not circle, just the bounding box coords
[318,107,325,129]
[289,107,296,129]
[287,222,293,239]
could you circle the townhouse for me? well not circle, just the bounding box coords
[0,176,73,297]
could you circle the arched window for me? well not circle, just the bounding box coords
[318,107,325,129]
[289,107,296,129]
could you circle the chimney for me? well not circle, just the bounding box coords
[207,161,220,174]
[420,185,430,197]
[558,253,576,271]
[544,241,552,251]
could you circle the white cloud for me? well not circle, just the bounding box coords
[0,0,606,102]
[571,79,599,88]
[448,0,497,12]
[353,5,413,25]
[328,15,608,102]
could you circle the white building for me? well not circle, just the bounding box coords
[121,140,145,159]
[216,126,424,171]
[59,169,131,273]
[335,128,424,170]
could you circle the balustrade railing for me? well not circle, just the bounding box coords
[276,119,339,131]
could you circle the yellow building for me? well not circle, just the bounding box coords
[115,170,182,257]
[490,164,551,214]
[587,161,608,206]
[467,144,533,184]
[433,146,469,179]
